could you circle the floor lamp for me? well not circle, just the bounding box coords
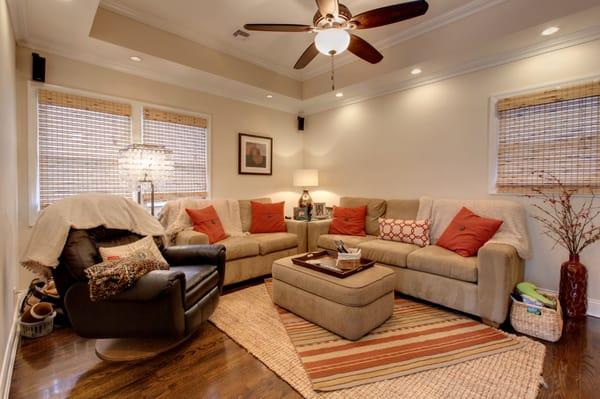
[118,144,174,215]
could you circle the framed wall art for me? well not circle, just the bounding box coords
[238,133,272,175]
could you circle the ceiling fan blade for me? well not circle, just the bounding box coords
[350,0,429,30]
[348,34,383,64]
[243,24,313,32]
[315,0,339,17]
[294,42,319,69]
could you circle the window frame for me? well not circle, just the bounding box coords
[488,74,600,196]
[27,81,211,225]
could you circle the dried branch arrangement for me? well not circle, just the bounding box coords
[527,171,600,255]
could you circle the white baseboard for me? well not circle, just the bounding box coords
[0,291,25,399]
[539,288,600,318]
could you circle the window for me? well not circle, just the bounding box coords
[494,81,600,193]
[32,85,210,216]
[37,89,132,208]
[142,108,209,200]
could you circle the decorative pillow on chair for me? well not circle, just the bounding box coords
[329,205,367,236]
[250,201,286,233]
[378,218,430,247]
[186,205,229,243]
[85,254,169,301]
[436,207,503,257]
[98,235,168,264]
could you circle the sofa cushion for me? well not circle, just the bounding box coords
[340,197,387,236]
[219,236,260,261]
[407,245,478,283]
[250,201,286,233]
[185,206,228,244]
[317,234,377,251]
[384,199,419,220]
[251,232,299,255]
[329,205,367,236]
[358,239,420,268]
[239,198,271,232]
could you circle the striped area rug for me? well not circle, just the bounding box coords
[266,281,524,392]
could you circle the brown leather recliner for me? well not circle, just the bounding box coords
[52,226,225,339]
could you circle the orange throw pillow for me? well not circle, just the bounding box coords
[436,207,503,257]
[329,205,367,236]
[186,206,229,244]
[250,201,286,233]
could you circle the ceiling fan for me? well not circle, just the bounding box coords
[244,0,429,70]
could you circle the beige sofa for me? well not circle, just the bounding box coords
[308,197,525,326]
[175,198,307,286]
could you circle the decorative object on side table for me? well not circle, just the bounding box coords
[527,171,600,318]
[293,206,309,221]
[293,169,318,220]
[238,133,272,175]
[118,144,174,216]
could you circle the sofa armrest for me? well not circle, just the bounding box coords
[175,229,209,245]
[286,220,308,253]
[109,270,185,301]
[163,244,226,291]
[477,243,525,325]
[307,220,332,251]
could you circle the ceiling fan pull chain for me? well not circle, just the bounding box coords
[331,54,335,91]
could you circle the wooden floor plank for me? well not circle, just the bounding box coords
[10,286,600,399]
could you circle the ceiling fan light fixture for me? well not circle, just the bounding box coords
[314,28,350,55]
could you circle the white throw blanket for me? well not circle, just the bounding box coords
[158,198,244,244]
[21,193,166,278]
[417,197,531,259]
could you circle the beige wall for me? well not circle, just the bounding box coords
[304,39,600,312]
[15,46,303,288]
[0,0,18,363]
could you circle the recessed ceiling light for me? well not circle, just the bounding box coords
[266,94,273,98]
[411,68,422,75]
[129,56,142,62]
[541,26,559,36]
[335,92,344,98]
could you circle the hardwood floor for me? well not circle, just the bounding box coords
[10,286,600,399]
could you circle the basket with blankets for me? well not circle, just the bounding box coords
[510,282,563,342]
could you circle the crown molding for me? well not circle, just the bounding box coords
[301,25,600,114]
[99,0,304,81]
[298,0,508,80]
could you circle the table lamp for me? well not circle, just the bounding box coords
[293,169,318,220]
[118,144,174,215]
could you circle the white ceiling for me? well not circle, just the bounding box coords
[7,0,600,114]
[101,0,475,79]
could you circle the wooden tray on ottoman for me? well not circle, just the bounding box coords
[291,250,375,278]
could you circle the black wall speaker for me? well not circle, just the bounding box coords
[297,116,305,131]
[32,53,46,82]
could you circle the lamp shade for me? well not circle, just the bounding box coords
[118,144,174,188]
[314,29,350,55]
[293,169,319,187]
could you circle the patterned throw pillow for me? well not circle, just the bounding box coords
[98,235,168,264]
[85,254,169,301]
[378,218,431,247]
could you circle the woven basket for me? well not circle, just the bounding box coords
[510,290,563,342]
[20,312,56,338]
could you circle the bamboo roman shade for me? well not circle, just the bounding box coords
[142,108,208,199]
[495,81,600,193]
[37,89,132,208]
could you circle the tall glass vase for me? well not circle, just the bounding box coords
[559,254,588,318]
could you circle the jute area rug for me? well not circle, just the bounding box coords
[209,284,546,399]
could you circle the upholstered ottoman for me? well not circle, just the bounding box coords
[271,255,395,340]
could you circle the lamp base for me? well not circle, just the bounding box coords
[299,189,313,221]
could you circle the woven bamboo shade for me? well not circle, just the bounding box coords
[496,81,600,193]
[142,108,208,199]
[37,89,132,208]
[144,108,207,128]
[38,89,132,117]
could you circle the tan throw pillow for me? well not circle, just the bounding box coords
[378,218,431,247]
[99,235,168,265]
[85,255,169,301]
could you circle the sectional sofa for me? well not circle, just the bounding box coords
[173,198,307,286]
[307,197,526,326]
